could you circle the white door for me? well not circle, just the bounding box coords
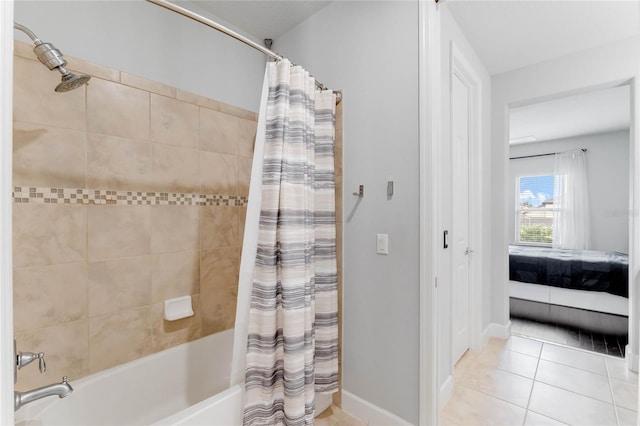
[451,73,471,364]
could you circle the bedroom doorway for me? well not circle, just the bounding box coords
[507,84,632,358]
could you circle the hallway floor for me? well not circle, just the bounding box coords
[317,405,365,425]
[441,335,638,425]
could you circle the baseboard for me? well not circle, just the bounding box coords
[438,375,453,411]
[342,390,412,426]
[481,321,512,346]
[625,345,639,373]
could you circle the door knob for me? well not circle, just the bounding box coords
[464,247,474,255]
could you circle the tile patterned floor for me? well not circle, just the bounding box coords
[441,335,639,425]
[511,316,628,358]
[317,405,366,425]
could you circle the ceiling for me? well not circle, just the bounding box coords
[509,85,630,144]
[188,1,331,41]
[447,1,640,76]
[446,1,638,142]
[180,1,637,142]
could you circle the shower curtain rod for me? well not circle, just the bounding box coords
[509,148,587,160]
[145,0,341,103]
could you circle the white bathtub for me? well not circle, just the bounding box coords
[15,329,242,426]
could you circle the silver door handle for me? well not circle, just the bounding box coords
[464,248,474,255]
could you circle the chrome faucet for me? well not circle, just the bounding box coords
[14,340,74,411]
[14,376,73,411]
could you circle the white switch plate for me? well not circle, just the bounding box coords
[377,233,388,255]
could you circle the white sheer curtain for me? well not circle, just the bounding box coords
[553,149,590,250]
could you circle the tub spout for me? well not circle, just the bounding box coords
[15,376,73,411]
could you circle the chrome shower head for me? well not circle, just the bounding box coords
[55,70,92,93]
[14,22,91,92]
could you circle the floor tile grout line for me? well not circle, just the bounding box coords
[522,341,544,425]
[537,357,608,379]
[605,360,622,426]
[455,382,531,411]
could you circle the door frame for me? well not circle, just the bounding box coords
[0,0,15,423]
[418,0,440,424]
[450,41,483,357]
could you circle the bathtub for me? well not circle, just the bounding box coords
[14,328,332,425]
[15,329,242,426]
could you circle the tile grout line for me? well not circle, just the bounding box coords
[605,359,622,426]
[521,340,545,425]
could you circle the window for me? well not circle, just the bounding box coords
[516,175,557,244]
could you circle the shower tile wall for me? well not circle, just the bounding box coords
[11,41,256,391]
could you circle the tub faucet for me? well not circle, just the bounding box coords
[14,376,74,411]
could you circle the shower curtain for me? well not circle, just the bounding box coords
[236,59,338,426]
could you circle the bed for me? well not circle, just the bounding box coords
[508,244,629,329]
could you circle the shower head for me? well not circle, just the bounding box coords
[14,22,91,92]
[55,70,92,93]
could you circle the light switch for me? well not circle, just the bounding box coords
[377,233,389,255]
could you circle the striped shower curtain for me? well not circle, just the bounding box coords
[243,60,338,426]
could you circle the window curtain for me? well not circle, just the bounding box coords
[242,59,338,426]
[553,149,590,250]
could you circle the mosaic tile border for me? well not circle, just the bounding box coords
[13,187,248,207]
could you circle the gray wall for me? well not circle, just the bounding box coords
[275,2,420,423]
[509,130,630,254]
[14,0,265,112]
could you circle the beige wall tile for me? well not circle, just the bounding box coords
[13,262,88,333]
[13,204,86,268]
[13,122,87,188]
[150,94,199,148]
[121,72,176,98]
[335,176,343,222]
[219,103,258,121]
[200,206,239,250]
[200,247,240,294]
[89,307,153,373]
[150,295,202,351]
[150,206,199,254]
[336,222,343,272]
[14,41,35,60]
[200,151,238,195]
[238,157,252,197]
[200,108,238,155]
[87,134,152,191]
[14,320,89,391]
[201,284,237,336]
[151,144,200,193]
[88,256,152,318]
[238,118,256,158]
[151,251,200,303]
[87,78,149,140]
[176,89,221,111]
[87,205,150,261]
[13,57,86,131]
[67,55,120,83]
[334,138,343,178]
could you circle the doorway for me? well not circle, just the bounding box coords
[507,84,632,359]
